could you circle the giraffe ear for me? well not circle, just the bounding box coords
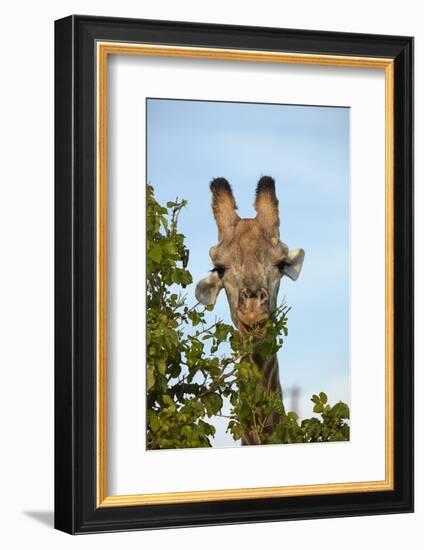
[195,271,224,306]
[282,248,305,281]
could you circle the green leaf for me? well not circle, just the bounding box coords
[181,425,192,438]
[147,367,155,390]
[156,358,166,375]
[331,401,350,419]
[239,402,251,420]
[319,392,328,404]
[149,414,160,432]
[202,393,223,417]
[149,243,162,263]
[253,384,263,405]
[162,394,176,412]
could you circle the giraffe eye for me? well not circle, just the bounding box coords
[276,260,287,274]
[212,265,226,278]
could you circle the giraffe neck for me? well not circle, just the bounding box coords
[240,351,283,446]
[251,351,282,396]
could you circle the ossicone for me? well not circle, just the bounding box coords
[254,175,279,237]
[210,177,239,241]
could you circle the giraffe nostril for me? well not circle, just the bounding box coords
[239,287,269,306]
[258,288,269,303]
[239,288,252,304]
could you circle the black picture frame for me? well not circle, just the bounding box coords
[55,14,414,534]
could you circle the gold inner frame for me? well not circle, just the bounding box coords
[96,42,395,508]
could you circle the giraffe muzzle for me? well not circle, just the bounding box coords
[237,287,270,333]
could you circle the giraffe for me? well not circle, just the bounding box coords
[195,176,305,445]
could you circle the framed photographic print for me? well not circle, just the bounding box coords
[54,15,414,534]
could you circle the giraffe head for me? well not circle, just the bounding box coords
[195,176,305,334]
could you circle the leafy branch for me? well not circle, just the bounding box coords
[146,184,349,449]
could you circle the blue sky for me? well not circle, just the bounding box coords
[147,98,350,447]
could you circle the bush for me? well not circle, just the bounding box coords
[146,184,350,449]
